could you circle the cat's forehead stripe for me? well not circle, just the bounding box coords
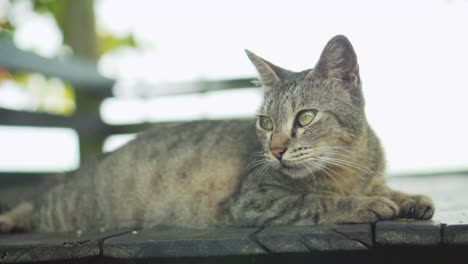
[263,93,295,133]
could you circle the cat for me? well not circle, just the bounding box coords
[0,35,434,233]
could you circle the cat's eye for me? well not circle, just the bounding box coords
[258,116,273,130]
[296,110,317,127]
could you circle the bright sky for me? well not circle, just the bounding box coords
[1,0,468,175]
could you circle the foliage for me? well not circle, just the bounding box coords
[97,33,137,58]
[32,0,138,58]
[0,5,14,38]
[5,73,76,115]
[0,21,14,32]
[0,0,137,116]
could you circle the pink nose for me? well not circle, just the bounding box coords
[271,147,287,160]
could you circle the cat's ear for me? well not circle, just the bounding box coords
[314,35,359,83]
[245,49,292,90]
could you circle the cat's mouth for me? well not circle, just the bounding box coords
[278,159,326,179]
[277,161,309,178]
[280,165,308,179]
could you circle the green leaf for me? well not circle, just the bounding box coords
[98,33,138,57]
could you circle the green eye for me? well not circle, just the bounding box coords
[297,110,316,127]
[258,116,273,130]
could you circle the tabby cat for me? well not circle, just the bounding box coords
[0,35,434,233]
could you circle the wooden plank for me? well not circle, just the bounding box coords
[0,107,104,131]
[1,38,257,97]
[103,227,265,258]
[0,230,129,263]
[438,210,468,245]
[256,226,309,253]
[0,107,150,136]
[138,78,257,97]
[0,39,114,94]
[256,224,372,253]
[375,220,441,246]
[332,224,373,248]
[0,173,50,186]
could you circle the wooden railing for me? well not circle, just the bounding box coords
[0,38,256,182]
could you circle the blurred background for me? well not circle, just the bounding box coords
[0,0,468,198]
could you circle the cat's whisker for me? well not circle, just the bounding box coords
[301,163,318,184]
[314,146,357,157]
[314,145,355,150]
[255,162,271,183]
[287,145,375,184]
[305,160,339,187]
[246,158,267,170]
[316,157,372,184]
[301,161,320,182]
[289,145,355,159]
[254,151,266,156]
[286,155,331,183]
[318,159,367,184]
[319,156,376,176]
[303,148,373,173]
[307,158,340,177]
[318,156,369,174]
[317,150,371,171]
[316,148,356,158]
[298,154,369,185]
[292,150,363,170]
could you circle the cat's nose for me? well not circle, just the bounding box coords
[271,147,287,160]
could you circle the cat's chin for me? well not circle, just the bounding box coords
[278,164,312,179]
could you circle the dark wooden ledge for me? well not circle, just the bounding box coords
[0,175,467,263]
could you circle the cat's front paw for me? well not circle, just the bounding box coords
[397,194,434,220]
[356,196,399,223]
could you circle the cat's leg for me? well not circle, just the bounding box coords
[366,180,434,220]
[225,187,399,226]
[0,202,34,232]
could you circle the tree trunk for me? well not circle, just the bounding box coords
[62,0,103,160]
[62,0,97,61]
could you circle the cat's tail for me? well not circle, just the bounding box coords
[0,202,33,232]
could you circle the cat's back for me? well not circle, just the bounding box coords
[125,119,259,175]
[94,119,260,228]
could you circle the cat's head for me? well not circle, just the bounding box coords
[246,35,368,179]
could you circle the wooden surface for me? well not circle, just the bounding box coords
[0,230,129,262]
[0,175,467,263]
[375,220,441,246]
[104,227,265,258]
[256,224,372,253]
